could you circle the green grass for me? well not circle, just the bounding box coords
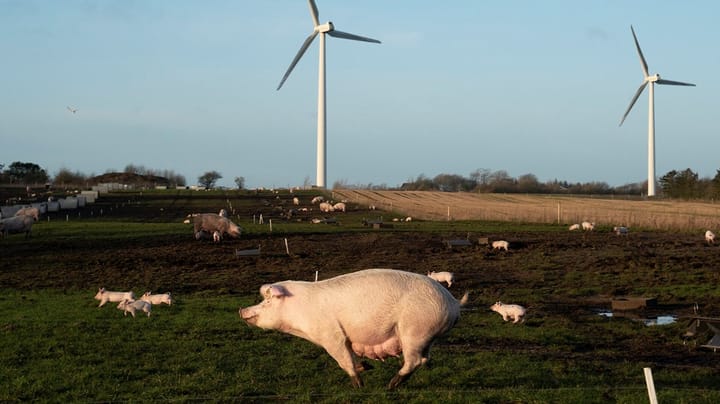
[2,290,719,402]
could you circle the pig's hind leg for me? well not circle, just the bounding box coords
[388,338,431,389]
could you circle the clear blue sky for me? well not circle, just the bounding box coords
[1,1,717,189]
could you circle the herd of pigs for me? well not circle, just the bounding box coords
[8,199,532,389]
[95,266,524,390]
[94,288,173,317]
[175,205,531,387]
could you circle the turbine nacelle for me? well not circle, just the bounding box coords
[316,22,334,34]
[646,73,660,83]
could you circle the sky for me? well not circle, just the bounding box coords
[1,1,718,189]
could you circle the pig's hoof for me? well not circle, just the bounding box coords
[350,375,363,388]
[387,374,406,390]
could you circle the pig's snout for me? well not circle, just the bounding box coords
[239,307,257,324]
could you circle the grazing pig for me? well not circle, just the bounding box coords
[141,291,173,306]
[490,301,526,324]
[0,215,35,238]
[568,223,581,231]
[492,240,509,251]
[333,202,347,212]
[705,230,715,244]
[581,221,595,231]
[193,213,242,238]
[319,202,335,213]
[240,268,469,389]
[117,299,152,318]
[15,206,40,221]
[427,271,454,287]
[94,288,135,307]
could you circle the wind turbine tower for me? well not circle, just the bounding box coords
[619,25,695,197]
[277,0,381,188]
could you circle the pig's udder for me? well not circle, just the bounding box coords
[351,337,402,360]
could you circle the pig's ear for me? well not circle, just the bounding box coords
[266,285,290,298]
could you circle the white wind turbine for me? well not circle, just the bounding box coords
[277,0,380,188]
[619,25,695,197]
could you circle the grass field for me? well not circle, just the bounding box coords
[4,289,719,403]
[2,189,720,402]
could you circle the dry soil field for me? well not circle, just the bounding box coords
[334,190,720,231]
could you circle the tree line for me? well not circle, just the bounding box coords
[396,168,720,199]
[0,161,248,190]
[3,161,719,198]
[0,162,187,188]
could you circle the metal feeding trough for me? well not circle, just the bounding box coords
[611,297,657,311]
[235,246,261,257]
[683,316,720,351]
[444,239,473,249]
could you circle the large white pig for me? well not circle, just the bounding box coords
[0,215,35,238]
[192,213,242,238]
[239,268,469,389]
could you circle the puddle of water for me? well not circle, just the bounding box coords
[596,311,677,326]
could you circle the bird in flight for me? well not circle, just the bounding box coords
[67,106,78,114]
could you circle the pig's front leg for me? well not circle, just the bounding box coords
[323,338,363,388]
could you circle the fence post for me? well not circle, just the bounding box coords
[557,202,561,224]
[644,367,658,404]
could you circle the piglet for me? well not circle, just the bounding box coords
[705,230,715,244]
[491,240,509,251]
[427,271,454,288]
[141,291,173,306]
[490,301,526,324]
[94,288,135,307]
[117,299,152,318]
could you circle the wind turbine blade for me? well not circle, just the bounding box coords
[619,82,648,126]
[327,30,381,44]
[630,25,649,78]
[307,0,319,27]
[277,32,318,91]
[656,78,696,87]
